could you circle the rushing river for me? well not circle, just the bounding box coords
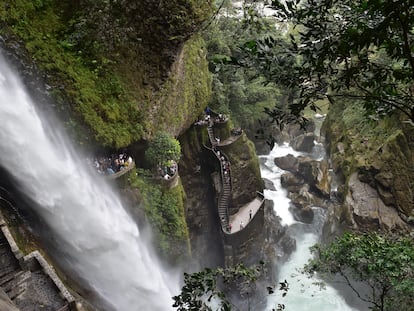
[0,53,178,310]
[260,143,360,311]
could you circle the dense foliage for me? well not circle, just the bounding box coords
[305,231,414,311]
[202,3,286,133]
[130,169,190,263]
[145,132,182,168]
[229,0,414,126]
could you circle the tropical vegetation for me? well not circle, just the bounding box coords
[305,232,414,311]
[145,131,182,168]
[235,0,414,126]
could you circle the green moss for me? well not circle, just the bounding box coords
[323,98,413,201]
[217,133,263,212]
[180,124,208,160]
[129,169,190,264]
[1,0,146,148]
[154,35,212,135]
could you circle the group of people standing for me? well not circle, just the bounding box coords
[89,152,133,176]
[194,107,228,127]
[158,161,178,180]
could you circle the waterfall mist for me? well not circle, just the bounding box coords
[0,54,178,310]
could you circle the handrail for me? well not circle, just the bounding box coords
[204,122,232,231]
[106,161,135,180]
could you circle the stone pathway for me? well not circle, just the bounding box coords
[216,132,242,147]
[228,197,263,234]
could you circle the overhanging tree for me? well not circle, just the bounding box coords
[172,262,289,311]
[304,231,414,311]
[235,0,414,125]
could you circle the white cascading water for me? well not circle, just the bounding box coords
[261,143,360,310]
[0,54,178,310]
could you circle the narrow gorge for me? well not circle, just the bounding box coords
[0,1,413,311]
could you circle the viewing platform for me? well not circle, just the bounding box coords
[227,192,265,234]
[107,161,135,180]
[156,160,179,189]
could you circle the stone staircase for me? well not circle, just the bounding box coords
[0,200,75,311]
[206,117,232,231]
[207,121,217,148]
[218,182,231,230]
[0,232,25,302]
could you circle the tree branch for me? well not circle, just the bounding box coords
[397,3,414,79]
[337,267,378,307]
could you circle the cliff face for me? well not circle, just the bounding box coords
[0,2,284,308]
[178,115,290,296]
[0,0,213,148]
[322,100,414,232]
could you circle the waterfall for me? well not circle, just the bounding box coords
[260,143,360,310]
[0,54,178,310]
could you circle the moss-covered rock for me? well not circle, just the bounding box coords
[220,133,263,212]
[0,0,213,148]
[322,99,414,229]
[128,169,191,264]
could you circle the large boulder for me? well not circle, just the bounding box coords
[280,172,304,192]
[276,155,331,198]
[290,204,314,224]
[297,158,331,197]
[286,121,316,139]
[274,154,299,172]
[291,133,315,153]
[263,178,276,191]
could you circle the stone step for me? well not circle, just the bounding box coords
[56,305,71,311]
[0,266,20,285]
[7,271,31,300]
[0,250,20,272]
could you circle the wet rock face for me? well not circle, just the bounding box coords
[274,154,299,172]
[288,192,316,224]
[286,121,316,141]
[263,178,276,191]
[280,173,304,193]
[345,173,408,231]
[275,155,331,198]
[290,204,314,223]
[263,200,296,260]
[291,133,315,153]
